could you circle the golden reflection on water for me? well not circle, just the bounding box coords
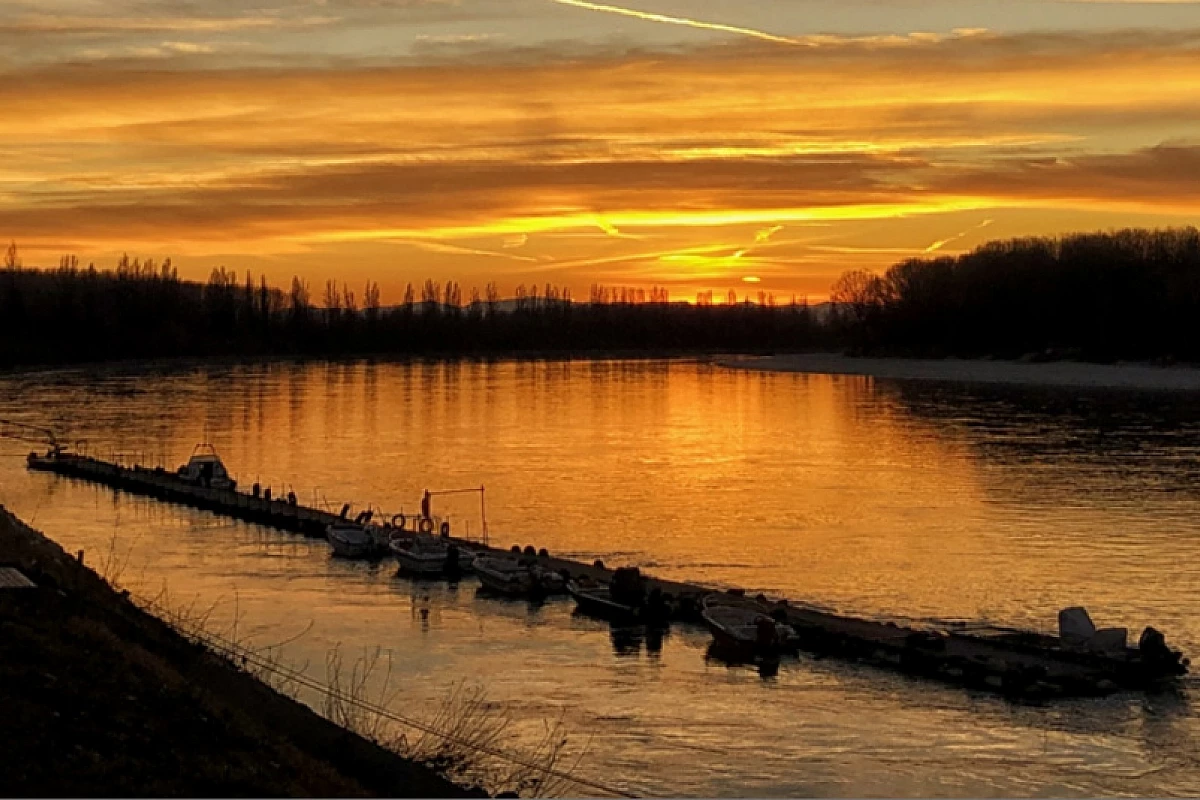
[4,359,1200,796]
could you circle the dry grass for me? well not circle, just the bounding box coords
[94,527,139,591]
[89,532,592,797]
[0,506,473,798]
[323,645,401,743]
[391,680,583,797]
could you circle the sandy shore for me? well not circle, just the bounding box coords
[719,353,1200,392]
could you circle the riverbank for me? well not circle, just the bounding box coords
[0,348,749,379]
[719,353,1200,392]
[0,505,477,797]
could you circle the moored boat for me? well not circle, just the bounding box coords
[326,521,377,559]
[475,555,566,598]
[941,606,1190,689]
[176,444,236,490]
[701,592,798,657]
[389,533,475,576]
[567,567,669,625]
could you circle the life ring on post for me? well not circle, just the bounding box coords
[392,513,405,529]
[419,518,433,534]
[439,521,451,537]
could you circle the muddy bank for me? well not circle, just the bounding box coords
[0,505,478,798]
[719,353,1200,392]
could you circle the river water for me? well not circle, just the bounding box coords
[3,358,1200,796]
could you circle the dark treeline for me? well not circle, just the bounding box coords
[831,228,1200,361]
[0,245,823,367]
[8,227,1198,369]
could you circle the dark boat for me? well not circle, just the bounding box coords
[778,603,1190,697]
[326,521,377,559]
[701,592,798,658]
[941,607,1190,690]
[566,567,670,625]
[474,555,566,598]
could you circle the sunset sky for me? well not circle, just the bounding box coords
[3,0,1199,302]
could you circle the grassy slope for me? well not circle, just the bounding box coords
[0,505,480,798]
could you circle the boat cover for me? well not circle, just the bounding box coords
[1058,606,1096,646]
[1090,627,1128,654]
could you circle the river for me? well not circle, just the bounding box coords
[2,358,1199,796]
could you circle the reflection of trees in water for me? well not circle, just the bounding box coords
[880,381,1200,503]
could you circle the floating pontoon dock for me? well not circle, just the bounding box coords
[25,449,1189,700]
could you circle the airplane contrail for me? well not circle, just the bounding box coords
[551,0,801,46]
[924,218,994,254]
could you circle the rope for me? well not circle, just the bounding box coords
[135,595,642,799]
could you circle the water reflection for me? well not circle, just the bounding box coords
[882,381,1200,502]
[704,641,781,679]
[4,359,1200,795]
[605,624,668,659]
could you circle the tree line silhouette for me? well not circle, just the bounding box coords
[5,227,1199,368]
[830,227,1200,362]
[0,244,822,367]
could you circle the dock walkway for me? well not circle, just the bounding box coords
[26,451,1189,700]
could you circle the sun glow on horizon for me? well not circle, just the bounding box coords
[3,1,1199,299]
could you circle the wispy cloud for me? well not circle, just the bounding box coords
[754,225,783,243]
[923,218,995,253]
[550,0,802,45]
[0,13,338,35]
[398,239,544,262]
[3,27,1199,293]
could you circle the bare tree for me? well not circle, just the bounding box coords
[830,269,886,326]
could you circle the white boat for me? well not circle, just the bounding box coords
[474,555,566,598]
[176,443,236,490]
[702,593,797,656]
[389,533,475,576]
[326,522,377,559]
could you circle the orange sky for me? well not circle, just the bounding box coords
[3,0,1199,302]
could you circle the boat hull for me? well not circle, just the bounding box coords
[390,540,475,576]
[329,537,375,559]
[567,581,668,625]
[701,595,798,659]
[476,560,565,598]
[326,525,379,559]
[476,567,534,596]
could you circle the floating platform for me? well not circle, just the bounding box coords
[26,450,1189,700]
[28,451,340,536]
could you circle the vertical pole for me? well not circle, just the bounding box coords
[480,485,488,546]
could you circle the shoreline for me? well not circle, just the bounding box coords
[0,505,477,798]
[0,348,744,378]
[718,353,1200,392]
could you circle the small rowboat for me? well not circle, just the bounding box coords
[567,568,670,626]
[567,579,642,622]
[702,593,798,657]
[389,533,475,576]
[326,522,377,559]
[474,556,566,598]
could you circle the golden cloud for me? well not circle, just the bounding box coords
[2,29,1199,294]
